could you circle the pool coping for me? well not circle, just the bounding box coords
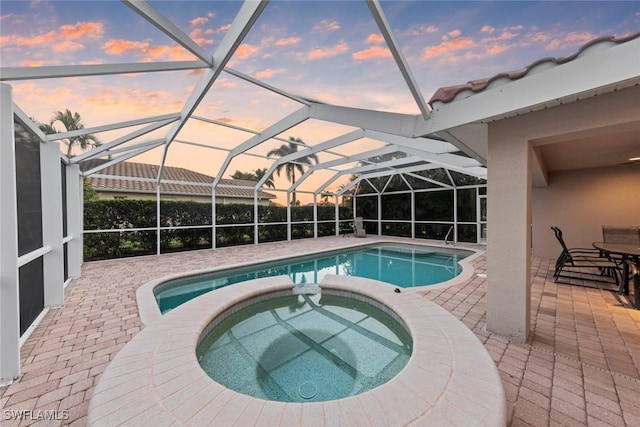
[136,240,484,326]
[89,275,506,426]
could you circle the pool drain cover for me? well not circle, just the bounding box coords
[298,381,318,399]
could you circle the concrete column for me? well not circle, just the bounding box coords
[0,83,20,385]
[40,141,64,307]
[65,164,82,278]
[486,124,532,341]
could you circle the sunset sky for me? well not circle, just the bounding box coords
[1,0,639,203]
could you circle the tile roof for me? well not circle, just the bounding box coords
[80,159,275,199]
[428,32,640,106]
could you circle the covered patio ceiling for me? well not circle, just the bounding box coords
[2,1,639,199]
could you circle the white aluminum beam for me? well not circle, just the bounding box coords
[159,0,268,180]
[366,0,430,118]
[0,83,20,385]
[363,130,457,154]
[46,113,181,142]
[71,118,176,164]
[191,116,292,145]
[81,140,165,176]
[99,138,170,157]
[289,144,402,192]
[65,164,82,279]
[435,128,487,166]
[405,171,454,188]
[39,142,64,308]
[309,103,423,137]
[0,61,206,81]
[255,129,363,188]
[363,130,487,176]
[12,104,49,143]
[339,155,429,175]
[212,106,310,189]
[123,0,214,65]
[224,68,311,106]
[313,157,423,196]
[337,164,442,195]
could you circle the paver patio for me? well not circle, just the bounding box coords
[2,236,640,426]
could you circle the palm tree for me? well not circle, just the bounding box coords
[253,167,275,189]
[230,170,256,180]
[47,109,100,157]
[267,137,318,206]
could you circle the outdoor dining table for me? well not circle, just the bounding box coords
[593,241,640,308]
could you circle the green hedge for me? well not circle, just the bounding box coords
[84,200,352,260]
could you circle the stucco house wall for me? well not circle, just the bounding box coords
[532,164,640,259]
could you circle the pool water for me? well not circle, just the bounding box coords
[155,244,472,314]
[196,292,412,402]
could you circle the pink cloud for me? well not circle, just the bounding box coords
[483,30,520,44]
[102,39,195,61]
[20,60,48,67]
[446,29,462,39]
[480,25,494,34]
[545,31,595,51]
[1,20,103,54]
[254,68,283,79]
[217,79,237,89]
[80,59,104,65]
[189,17,208,26]
[190,28,214,46]
[352,45,391,60]
[307,41,348,60]
[234,43,258,59]
[59,21,104,40]
[424,36,476,58]
[102,39,149,55]
[85,88,183,114]
[1,31,56,47]
[408,25,439,36]
[275,37,300,47]
[143,44,194,60]
[529,32,552,43]
[365,33,384,44]
[216,24,231,34]
[53,40,84,53]
[314,19,340,32]
[485,44,511,56]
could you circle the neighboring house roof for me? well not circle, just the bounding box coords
[80,159,276,200]
[428,32,640,106]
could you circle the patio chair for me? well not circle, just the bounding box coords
[602,225,640,267]
[354,217,367,238]
[627,260,640,309]
[551,226,620,287]
[603,225,640,244]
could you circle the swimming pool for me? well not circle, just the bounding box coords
[154,244,473,314]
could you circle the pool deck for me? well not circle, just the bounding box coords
[2,235,640,426]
